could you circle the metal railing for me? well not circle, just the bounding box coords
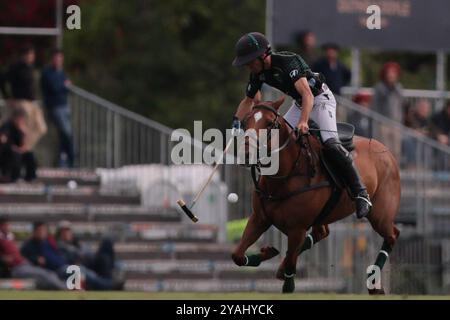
[341,86,450,113]
[69,85,173,168]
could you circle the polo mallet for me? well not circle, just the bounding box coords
[177,138,234,223]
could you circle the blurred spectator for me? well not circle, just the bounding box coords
[21,221,124,290]
[41,49,74,168]
[371,62,404,160]
[1,45,47,152]
[402,99,432,168]
[430,101,450,146]
[56,221,117,279]
[404,99,431,134]
[0,216,66,290]
[312,43,351,94]
[0,109,37,182]
[296,30,318,65]
[348,91,372,138]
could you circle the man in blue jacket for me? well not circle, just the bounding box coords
[41,49,74,167]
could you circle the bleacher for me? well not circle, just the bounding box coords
[0,167,348,292]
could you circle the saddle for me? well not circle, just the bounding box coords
[308,120,355,152]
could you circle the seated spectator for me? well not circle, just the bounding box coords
[0,108,37,182]
[21,221,124,290]
[0,216,66,290]
[402,99,432,169]
[430,101,450,146]
[41,49,75,168]
[405,99,431,134]
[348,91,373,138]
[56,221,117,279]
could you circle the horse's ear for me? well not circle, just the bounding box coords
[273,96,286,110]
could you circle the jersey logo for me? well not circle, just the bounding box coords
[289,69,299,78]
[247,83,252,92]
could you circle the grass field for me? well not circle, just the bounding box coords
[0,291,449,300]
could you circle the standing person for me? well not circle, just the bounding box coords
[296,30,318,65]
[348,91,373,138]
[312,43,351,94]
[41,49,74,167]
[0,109,37,182]
[1,45,47,154]
[231,32,372,219]
[371,62,404,160]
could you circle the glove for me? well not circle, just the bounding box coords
[231,116,244,136]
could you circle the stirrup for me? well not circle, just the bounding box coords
[355,195,372,207]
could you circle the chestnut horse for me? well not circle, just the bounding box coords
[231,97,401,294]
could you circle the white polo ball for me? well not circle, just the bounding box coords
[67,180,78,190]
[227,193,239,203]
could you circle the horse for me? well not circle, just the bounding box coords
[230,97,401,294]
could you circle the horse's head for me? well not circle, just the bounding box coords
[240,96,290,166]
[243,96,285,133]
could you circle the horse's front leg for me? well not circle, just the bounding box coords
[282,228,306,293]
[231,212,277,267]
[276,225,330,280]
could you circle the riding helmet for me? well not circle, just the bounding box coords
[232,32,271,67]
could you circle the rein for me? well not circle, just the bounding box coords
[247,104,329,202]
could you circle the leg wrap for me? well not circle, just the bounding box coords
[374,241,392,270]
[299,234,314,254]
[244,254,262,267]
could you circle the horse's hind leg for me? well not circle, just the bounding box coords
[276,225,330,280]
[367,182,401,294]
[367,225,400,295]
[231,213,278,267]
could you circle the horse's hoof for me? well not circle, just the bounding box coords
[368,288,385,295]
[231,253,246,266]
[260,246,280,261]
[282,277,295,293]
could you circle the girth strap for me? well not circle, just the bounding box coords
[251,165,330,202]
[308,186,343,229]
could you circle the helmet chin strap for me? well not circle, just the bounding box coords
[259,48,272,70]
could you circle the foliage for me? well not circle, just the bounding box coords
[63,0,265,132]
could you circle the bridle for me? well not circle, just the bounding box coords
[242,104,293,157]
[241,104,322,203]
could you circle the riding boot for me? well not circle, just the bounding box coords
[323,138,372,219]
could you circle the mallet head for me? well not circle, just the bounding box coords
[177,199,199,223]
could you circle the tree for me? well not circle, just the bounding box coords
[63,0,265,132]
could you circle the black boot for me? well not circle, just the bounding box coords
[323,138,372,219]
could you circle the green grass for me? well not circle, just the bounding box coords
[0,291,449,300]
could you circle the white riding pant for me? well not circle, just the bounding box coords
[283,86,339,143]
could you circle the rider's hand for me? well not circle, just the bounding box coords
[231,116,244,136]
[297,121,309,135]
